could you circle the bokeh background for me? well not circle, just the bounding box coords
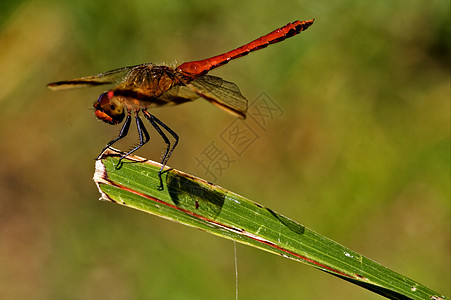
[0,0,449,299]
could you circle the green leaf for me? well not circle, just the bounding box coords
[93,149,448,300]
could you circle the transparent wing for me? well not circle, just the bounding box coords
[153,85,201,107]
[187,75,248,118]
[47,65,140,91]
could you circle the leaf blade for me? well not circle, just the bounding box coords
[93,149,448,300]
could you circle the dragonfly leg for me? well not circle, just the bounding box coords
[96,113,132,160]
[143,110,179,190]
[117,112,150,165]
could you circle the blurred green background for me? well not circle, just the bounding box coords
[0,0,449,299]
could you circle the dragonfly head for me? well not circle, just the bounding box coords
[93,91,125,125]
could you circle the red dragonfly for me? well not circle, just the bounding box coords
[48,19,314,189]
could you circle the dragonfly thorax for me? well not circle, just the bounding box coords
[93,91,125,125]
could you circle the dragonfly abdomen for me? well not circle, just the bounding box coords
[176,19,314,76]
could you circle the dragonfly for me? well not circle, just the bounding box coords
[48,19,314,189]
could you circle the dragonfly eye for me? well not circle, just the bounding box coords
[93,91,125,125]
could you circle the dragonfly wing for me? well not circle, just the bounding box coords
[47,65,138,90]
[153,85,200,107]
[187,75,248,118]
